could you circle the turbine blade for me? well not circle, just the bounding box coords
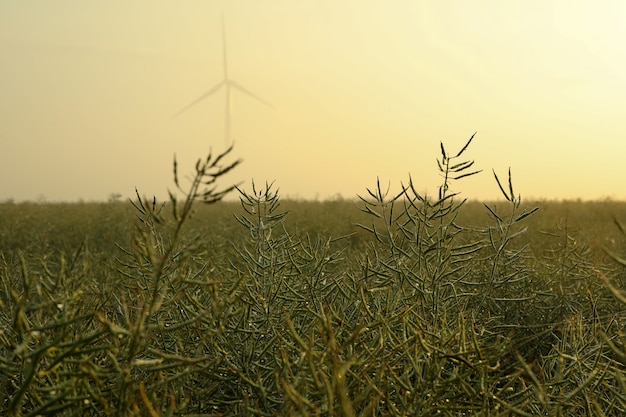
[172,81,225,118]
[222,13,228,80]
[229,80,273,108]
[225,83,231,146]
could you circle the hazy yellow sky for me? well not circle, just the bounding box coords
[2,1,626,202]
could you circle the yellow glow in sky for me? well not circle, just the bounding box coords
[2,1,626,202]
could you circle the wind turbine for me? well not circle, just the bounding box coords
[173,14,272,146]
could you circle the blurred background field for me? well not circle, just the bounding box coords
[3,198,626,264]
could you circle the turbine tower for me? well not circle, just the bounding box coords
[173,14,272,147]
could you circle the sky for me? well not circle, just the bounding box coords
[2,1,626,202]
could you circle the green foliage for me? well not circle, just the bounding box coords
[1,135,626,415]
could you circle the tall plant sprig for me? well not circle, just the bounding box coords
[232,180,294,312]
[104,146,241,414]
[223,181,298,411]
[436,131,482,201]
[234,180,287,260]
[122,145,241,316]
[232,180,300,333]
[482,168,540,294]
[357,133,483,323]
[427,133,483,319]
[470,168,544,357]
